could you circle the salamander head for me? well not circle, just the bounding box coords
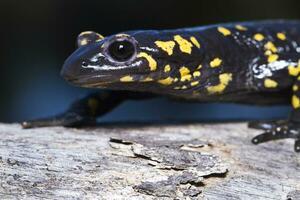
[61,30,204,93]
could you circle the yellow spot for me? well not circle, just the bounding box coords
[292,95,300,109]
[268,54,279,63]
[88,98,99,116]
[264,79,278,88]
[191,81,199,86]
[293,85,299,92]
[181,74,192,82]
[217,27,231,36]
[155,41,176,55]
[120,76,134,82]
[181,85,188,89]
[179,67,190,77]
[174,78,179,82]
[158,77,173,85]
[207,73,233,94]
[197,65,202,70]
[141,77,153,82]
[288,65,300,76]
[174,86,181,90]
[277,32,286,41]
[164,65,171,73]
[193,71,201,77]
[80,39,88,46]
[190,36,201,48]
[264,41,277,53]
[210,58,222,68]
[174,35,193,54]
[254,33,264,41]
[235,25,247,31]
[137,52,157,71]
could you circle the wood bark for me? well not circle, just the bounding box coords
[0,123,299,199]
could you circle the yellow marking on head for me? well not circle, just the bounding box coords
[264,79,278,88]
[141,77,153,82]
[155,41,176,55]
[174,78,179,82]
[174,35,193,54]
[164,64,171,73]
[120,76,134,82]
[293,85,299,92]
[268,54,279,63]
[235,25,247,31]
[264,50,272,56]
[79,31,104,41]
[137,52,157,71]
[264,41,277,53]
[190,36,201,48]
[207,73,233,94]
[88,98,99,116]
[191,81,199,86]
[253,33,264,41]
[217,27,231,36]
[193,71,201,77]
[197,65,202,70]
[288,65,300,76]
[80,39,88,46]
[158,77,173,85]
[210,58,222,68]
[277,32,286,41]
[292,95,300,109]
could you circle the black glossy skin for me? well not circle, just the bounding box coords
[23,20,300,152]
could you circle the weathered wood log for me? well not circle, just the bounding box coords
[0,123,299,199]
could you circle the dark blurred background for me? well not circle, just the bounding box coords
[1,0,299,123]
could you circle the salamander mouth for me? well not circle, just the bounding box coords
[64,74,114,87]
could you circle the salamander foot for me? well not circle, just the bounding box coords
[249,120,300,152]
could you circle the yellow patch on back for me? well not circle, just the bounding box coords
[120,76,134,82]
[179,67,190,77]
[268,54,279,63]
[264,41,277,53]
[217,27,231,36]
[293,85,299,92]
[292,95,300,109]
[158,77,173,85]
[288,65,300,76]
[181,74,192,82]
[197,65,202,70]
[137,52,157,71]
[235,25,247,31]
[207,73,233,94]
[193,71,201,77]
[174,35,193,54]
[264,79,278,88]
[210,58,222,68]
[277,32,286,41]
[190,36,201,48]
[191,81,199,86]
[141,77,153,82]
[164,65,171,73]
[253,33,265,41]
[155,41,176,55]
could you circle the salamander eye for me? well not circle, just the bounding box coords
[107,40,136,62]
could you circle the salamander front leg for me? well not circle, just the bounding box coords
[22,91,124,128]
[249,78,300,152]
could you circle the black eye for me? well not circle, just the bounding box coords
[107,40,135,62]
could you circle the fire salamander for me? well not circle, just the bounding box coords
[23,20,300,152]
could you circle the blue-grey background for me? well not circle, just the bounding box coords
[0,0,297,123]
